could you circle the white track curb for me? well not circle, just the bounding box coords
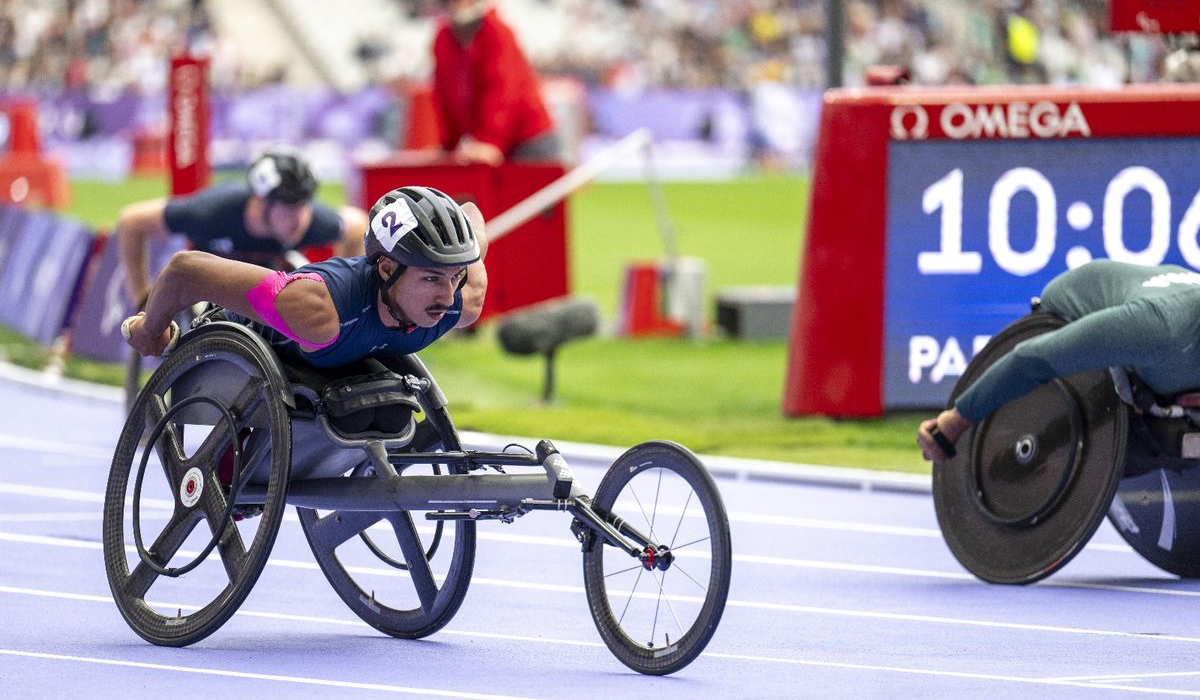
[0,360,932,494]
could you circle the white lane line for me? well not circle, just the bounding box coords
[4,585,1199,696]
[0,512,105,523]
[0,529,1190,601]
[725,598,1200,644]
[0,585,605,648]
[0,483,106,503]
[0,649,552,700]
[0,480,1138,557]
[5,550,1200,649]
[1047,671,1200,682]
[0,434,112,460]
[700,652,1200,696]
[0,482,173,509]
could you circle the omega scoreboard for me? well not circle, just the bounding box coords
[783,85,1200,416]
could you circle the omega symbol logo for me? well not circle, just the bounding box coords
[890,105,929,140]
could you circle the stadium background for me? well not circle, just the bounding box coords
[0,0,1191,474]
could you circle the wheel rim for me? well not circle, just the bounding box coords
[103,329,291,646]
[297,410,476,639]
[584,441,731,674]
[933,312,1127,584]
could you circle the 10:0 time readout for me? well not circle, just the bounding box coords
[915,166,1200,275]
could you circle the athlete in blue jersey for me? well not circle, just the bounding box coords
[918,260,1200,462]
[116,146,368,307]
[122,186,487,368]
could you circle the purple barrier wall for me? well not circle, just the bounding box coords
[0,207,93,344]
[69,234,186,364]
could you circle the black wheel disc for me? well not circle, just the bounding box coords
[933,312,1127,584]
[297,355,476,639]
[1110,462,1200,578]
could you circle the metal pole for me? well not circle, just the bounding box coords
[824,0,844,89]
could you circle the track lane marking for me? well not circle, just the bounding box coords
[5,572,1200,648]
[2,601,1199,696]
[0,649,556,700]
[0,529,1189,601]
[0,480,1137,555]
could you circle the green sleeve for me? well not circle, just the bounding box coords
[955,299,1172,422]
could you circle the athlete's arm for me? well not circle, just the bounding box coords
[115,197,171,307]
[334,205,368,257]
[124,250,340,357]
[456,203,489,328]
[918,297,1176,462]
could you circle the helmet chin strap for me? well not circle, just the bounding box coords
[380,263,417,333]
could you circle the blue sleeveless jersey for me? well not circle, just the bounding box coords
[227,256,462,368]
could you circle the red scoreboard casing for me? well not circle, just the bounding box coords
[784,84,1200,417]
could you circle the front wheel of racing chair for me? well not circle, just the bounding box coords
[581,440,733,675]
[932,310,1129,584]
[295,354,477,639]
[103,322,294,646]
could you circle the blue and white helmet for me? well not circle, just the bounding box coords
[365,186,479,270]
[247,146,317,204]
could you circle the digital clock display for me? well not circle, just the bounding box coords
[883,136,1200,408]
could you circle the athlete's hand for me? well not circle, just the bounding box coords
[917,408,970,462]
[121,312,179,357]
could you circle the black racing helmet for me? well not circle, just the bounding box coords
[247,146,318,204]
[365,186,480,270]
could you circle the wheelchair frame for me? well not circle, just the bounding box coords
[103,319,732,676]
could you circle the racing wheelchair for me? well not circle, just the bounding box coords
[933,303,1200,584]
[102,312,732,675]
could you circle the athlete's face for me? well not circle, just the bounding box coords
[380,261,466,327]
[263,201,311,247]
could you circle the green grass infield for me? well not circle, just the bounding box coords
[3,173,931,474]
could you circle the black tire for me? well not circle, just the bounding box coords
[933,312,1127,584]
[582,440,732,675]
[296,363,476,639]
[103,326,292,646]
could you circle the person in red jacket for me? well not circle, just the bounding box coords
[431,0,560,165]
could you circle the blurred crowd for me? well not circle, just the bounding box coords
[0,0,1191,95]
[0,0,232,95]
[586,0,1174,90]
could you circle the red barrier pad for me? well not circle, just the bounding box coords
[358,157,568,319]
[1109,0,1200,33]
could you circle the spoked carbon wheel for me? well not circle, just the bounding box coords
[582,440,732,675]
[103,325,292,646]
[296,398,476,639]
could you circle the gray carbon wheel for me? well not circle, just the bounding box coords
[296,361,476,639]
[933,312,1127,584]
[103,325,292,646]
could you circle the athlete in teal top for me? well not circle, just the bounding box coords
[919,260,1200,461]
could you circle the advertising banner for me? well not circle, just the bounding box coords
[70,234,186,363]
[0,210,92,344]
